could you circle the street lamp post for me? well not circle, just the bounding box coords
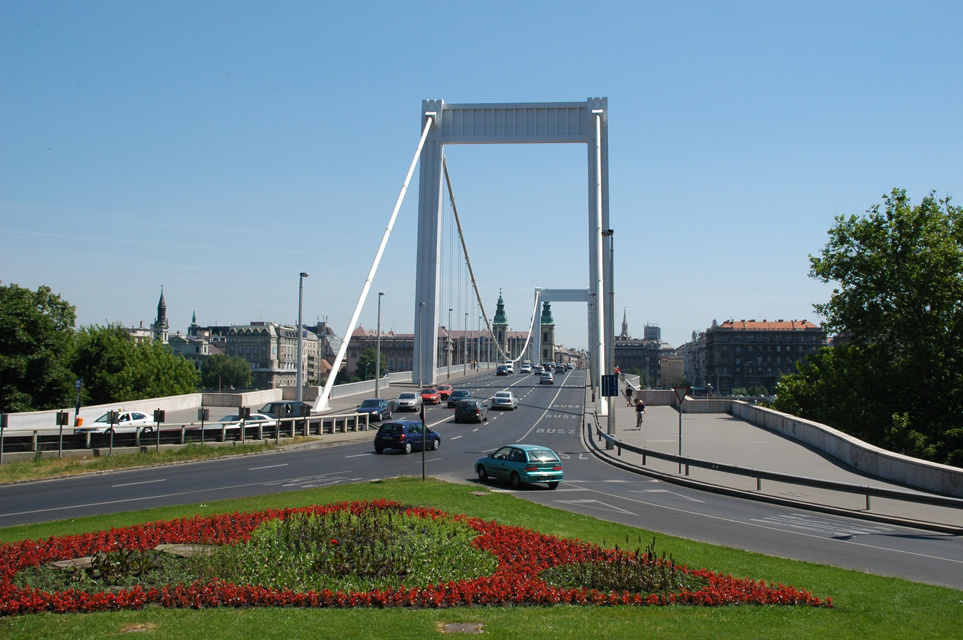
[296,272,309,403]
[418,302,425,387]
[447,308,453,380]
[376,292,384,399]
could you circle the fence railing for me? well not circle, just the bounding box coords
[589,420,963,526]
[0,412,370,463]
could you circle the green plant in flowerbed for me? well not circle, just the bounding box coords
[1,499,829,616]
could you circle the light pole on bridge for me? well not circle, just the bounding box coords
[376,292,384,399]
[296,272,309,403]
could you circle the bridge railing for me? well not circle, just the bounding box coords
[0,412,370,463]
[588,420,963,533]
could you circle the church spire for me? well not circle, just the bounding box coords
[152,286,169,344]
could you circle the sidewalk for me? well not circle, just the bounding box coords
[590,391,962,532]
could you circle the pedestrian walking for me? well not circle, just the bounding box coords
[635,399,646,428]
[624,385,633,407]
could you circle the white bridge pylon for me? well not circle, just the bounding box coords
[413,98,614,398]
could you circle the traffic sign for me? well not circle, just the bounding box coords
[601,374,619,397]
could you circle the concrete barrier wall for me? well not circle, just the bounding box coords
[729,401,963,497]
[7,393,204,430]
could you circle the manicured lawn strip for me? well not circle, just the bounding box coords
[0,439,318,485]
[1,477,961,640]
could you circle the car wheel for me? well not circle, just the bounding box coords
[510,472,522,489]
[384,411,391,420]
[547,481,560,489]
[403,441,412,454]
[476,466,488,482]
[375,447,383,454]
[105,428,114,436]
[431,438,440,450]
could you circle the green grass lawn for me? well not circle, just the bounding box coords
[1,477,960,639]
[0,439,317,485]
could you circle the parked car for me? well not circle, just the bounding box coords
[539,371,555,385]
[420,387,442,404]
[474,444,563,489]
[356,398,391,421]
[396,392,422,412]
[373,420,440,454]
[454,399,488,423]
[259,401,314,418]
[75,411,153,435]
[490,391,518,410]
[436,384,454,399]
[447,389,472,407]
[496,365,509,376]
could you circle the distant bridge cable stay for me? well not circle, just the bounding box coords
[312,113,437,412]
[441,156,537,365]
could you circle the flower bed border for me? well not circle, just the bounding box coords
[0,500,831,615]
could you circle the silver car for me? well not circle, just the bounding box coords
[74,411,154,435]
[490,391,518,410]
[396,392,423,412]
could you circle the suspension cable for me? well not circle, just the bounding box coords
[313,113,435,411]
[442,156,540,364]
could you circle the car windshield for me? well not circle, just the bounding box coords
[93,413,112,424]
[399,393,416,399]
[360,400,380,408]
[495,392,510,398]
[528,449,560,463]
[379,423,402,434]
[421,389,435,394]
[453,390,469,397]
[219,415,239,422]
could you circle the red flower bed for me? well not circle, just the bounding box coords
[0,500,831,615]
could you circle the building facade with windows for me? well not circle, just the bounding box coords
[704,319,824,395]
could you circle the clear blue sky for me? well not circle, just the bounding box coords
[2,1,960,350]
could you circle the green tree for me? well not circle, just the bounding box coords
[775,189,963,465]
[201,354,253,390]
[0,283,77,412]
[354,347,387,381]
[69,324,198,406]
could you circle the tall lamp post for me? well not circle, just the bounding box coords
[447,308,453,380]
[296,272,309,403]
[376,292,384,399]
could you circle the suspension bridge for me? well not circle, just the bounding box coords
[312,98,614,415]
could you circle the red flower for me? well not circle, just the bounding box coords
[0,500,832,616]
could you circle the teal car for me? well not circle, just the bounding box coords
[475,444,563,489]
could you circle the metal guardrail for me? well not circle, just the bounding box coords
[0,413,370,461]
[590,421,963,514]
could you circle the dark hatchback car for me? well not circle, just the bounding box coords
[454,399,488,423]
[446,389,472,408]
[373,420,441,454]
[356,398,391,421]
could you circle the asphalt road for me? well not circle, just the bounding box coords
[2,369,961,590]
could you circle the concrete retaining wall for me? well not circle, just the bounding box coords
[729,401,963,497]
[6,394,204,430]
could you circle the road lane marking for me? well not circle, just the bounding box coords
[249,463,289,471]
[562,484,963,566]
[112,479,165,488]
